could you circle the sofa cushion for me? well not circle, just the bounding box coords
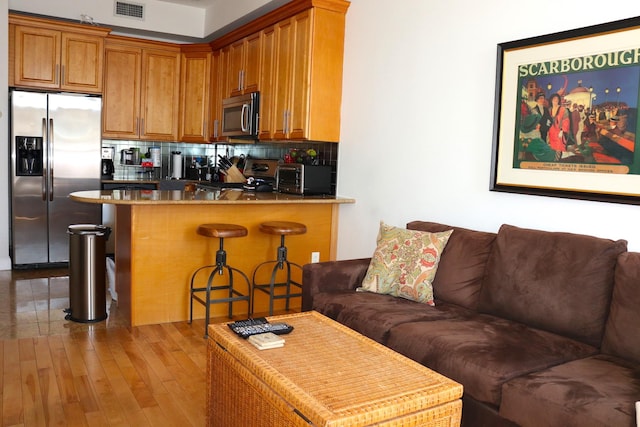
[478,224,627,347]
[359,222,453,305]
[302,258,371,311]
[386,314,598,406]
[311,290,475,344]
[602,252,640,364]
[500,354,640,427]
[407,221,496,310]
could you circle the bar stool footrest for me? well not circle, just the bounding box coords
[189,264,251,338]
[251,260,303,316]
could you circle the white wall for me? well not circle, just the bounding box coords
[206,0,277,34]
[337,0,640,260]
[0,0,10,269]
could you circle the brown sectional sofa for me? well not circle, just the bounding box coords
[302,221,640,427]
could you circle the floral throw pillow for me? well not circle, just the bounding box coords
[358,222,453,306]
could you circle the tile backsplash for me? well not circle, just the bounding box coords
[103,140,339,182]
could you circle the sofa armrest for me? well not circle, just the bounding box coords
[302,258,371,311]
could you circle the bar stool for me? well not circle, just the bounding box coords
[189,223,251,338]
[252,221,307,316]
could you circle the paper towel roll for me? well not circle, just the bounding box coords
[171,152,182,179]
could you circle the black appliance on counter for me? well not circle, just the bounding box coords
[101,146,115,180]
[277,163,332,195]
[101,159,115,180]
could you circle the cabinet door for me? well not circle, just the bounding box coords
[60,32,104,93]
[227,39,245,97]
[258,26,276,140]
[210,49,227,141]
[272,18,294,140]
[9,24,15,86]
[14,25,60,89]
[140,48,181,141]
[243,32,262,94]
[288,10,312,140]
[102,45,142,139]
[179,51,212,142]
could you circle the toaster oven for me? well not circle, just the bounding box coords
[276,163,332,195]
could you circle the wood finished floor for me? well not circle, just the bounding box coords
[0,268,210,426]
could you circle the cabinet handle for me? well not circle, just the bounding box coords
[49,118,54,201]
[241,104,249,132]
[55,64,60,85]
[213,119,218,138]
[238,70,243,91]
[282,111,287,134]
[140,118,144,136]
[41,118,47,201]
[284,110,291,135]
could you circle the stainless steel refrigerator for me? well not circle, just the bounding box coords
[10,90,102,268]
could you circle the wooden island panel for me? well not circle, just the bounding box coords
[116,202,339,326]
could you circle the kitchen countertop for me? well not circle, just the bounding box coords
[101,179,161,184]
[70,189,355,205]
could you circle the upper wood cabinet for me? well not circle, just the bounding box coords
[179,45,212,143]
[211,0,349,142]
[213,0,349,143]
[10,14,110,94]
[263,6,346,142]
[226,32,262,97]
[102,37,181,141]
[271,16,297,141]
[258,26,277,140]
[210,49,228,141]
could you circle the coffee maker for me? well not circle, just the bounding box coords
[101,146,115,180]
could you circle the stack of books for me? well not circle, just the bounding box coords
[248,332,285,350]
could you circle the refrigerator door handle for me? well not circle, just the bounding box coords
[42,118,48,201]
[49,118,54,201]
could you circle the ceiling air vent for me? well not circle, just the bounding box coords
[114,1,145,21]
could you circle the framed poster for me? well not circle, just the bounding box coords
[491,16,640,204]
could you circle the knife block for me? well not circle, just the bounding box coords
[224,165,246,183]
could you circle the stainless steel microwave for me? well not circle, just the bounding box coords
[221,92,259,138]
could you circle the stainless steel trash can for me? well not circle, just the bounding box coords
[64,224,111,323]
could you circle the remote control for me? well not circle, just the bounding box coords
[228,322,294,339]
[228,317,268,329]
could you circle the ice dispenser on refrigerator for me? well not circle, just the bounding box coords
[16,136,43,176]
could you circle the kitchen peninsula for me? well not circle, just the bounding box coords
[69,189,354,326]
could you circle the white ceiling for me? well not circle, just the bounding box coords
[8,0,291,42]
[156,0,218,8]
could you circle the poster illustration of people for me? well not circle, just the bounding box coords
[515,50,639,176]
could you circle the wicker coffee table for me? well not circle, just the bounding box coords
[207,311,463,426]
